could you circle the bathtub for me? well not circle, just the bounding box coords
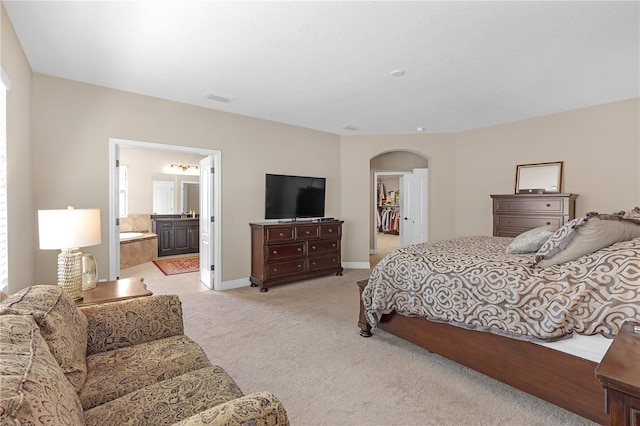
[120,232,145,241]
[119,232,158,270]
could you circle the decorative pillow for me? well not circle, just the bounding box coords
[623,207,640,220]
[0,285,88,392]
[534,213,640,268]
[0,314,85,424]
[506,225,558,254]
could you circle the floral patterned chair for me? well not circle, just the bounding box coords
[0,285,289,425]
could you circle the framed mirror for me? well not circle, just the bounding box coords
[515,161,563,194]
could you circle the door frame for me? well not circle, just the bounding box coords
[108,138,222,290]
[372,171,407,255]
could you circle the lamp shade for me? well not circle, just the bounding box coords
[38,208,102,249]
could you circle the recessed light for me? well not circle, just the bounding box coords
[204,91,235,103]
[416,127,426,132]
[390,70,405,77]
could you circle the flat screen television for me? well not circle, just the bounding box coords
[265,173,326,220]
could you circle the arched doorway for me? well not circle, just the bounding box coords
[370,150,429,266]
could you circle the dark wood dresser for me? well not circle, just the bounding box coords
[490,193,578,237]
[249,221,343,292]
[595,321,640,426]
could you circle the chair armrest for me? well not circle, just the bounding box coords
[173,392,289,426]
[80,295,184,355]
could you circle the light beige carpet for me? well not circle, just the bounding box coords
[180,269,596,426]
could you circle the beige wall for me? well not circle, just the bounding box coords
[454,98,640,236]
[31,74,341,286]
[1,3,34,293]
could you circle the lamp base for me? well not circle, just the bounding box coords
[58,248,83,300]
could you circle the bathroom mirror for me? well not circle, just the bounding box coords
[182,182,200,213]
[515,162,563,194]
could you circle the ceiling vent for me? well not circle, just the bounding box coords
[341,124,359,131]
[204,91,235,103]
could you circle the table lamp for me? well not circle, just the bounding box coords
[38,206,101,300]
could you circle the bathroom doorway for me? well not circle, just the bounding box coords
[108,138,222,290]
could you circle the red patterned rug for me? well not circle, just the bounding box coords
[153,256,200,275]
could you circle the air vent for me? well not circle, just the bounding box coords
[341,124,359,131]
[204,91,235,103]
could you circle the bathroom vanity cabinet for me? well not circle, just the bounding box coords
[152,218,199,257]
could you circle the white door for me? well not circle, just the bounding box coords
[199,156,214,289]
[152,181,173,214]
[113,145,121,278]
[400,168,429,247]
[399,173,412,247]
[412,168,429,244]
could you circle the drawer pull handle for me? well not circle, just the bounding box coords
[298,264,302,268]
[273,268,278,272]
[297,247,302,251]
[546,204,551,207]
[279,232,284,237]
[332,244,336,247]
[312,262,316,266]
[305,230,310,234]
[329,229,333,233]
[546,222,551,225]
[311,246,316,250]
[272,250,278,254]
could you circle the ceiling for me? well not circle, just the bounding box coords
[3,1,639,135]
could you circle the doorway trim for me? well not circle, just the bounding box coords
[372,171,407,255]
[108,138,222,290]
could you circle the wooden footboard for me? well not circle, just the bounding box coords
[357,280,608,425]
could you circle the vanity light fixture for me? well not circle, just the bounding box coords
[170,164,199,172]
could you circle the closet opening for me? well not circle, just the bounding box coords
[370,150,429,268]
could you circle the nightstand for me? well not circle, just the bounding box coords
[595,321,640,426]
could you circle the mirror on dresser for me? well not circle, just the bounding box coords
[515,162,563,194]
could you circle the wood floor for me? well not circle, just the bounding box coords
[370,232,399,266]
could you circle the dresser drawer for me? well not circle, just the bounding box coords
[266,259,305,279]
[308,254,340,272]
[266,242,305,260]
[266,227,294,243]
[295,225,319,240]
[308,239,340,255]
[494,198,567,215]
[319,223,341,239]
[497,215,564,230]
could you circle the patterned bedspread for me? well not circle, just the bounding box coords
[362,236,640,342]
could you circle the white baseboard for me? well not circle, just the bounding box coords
[219,264,370,291]
[219,277,251,291]
[342,262,371,269]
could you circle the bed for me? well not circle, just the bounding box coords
[358,214,640,424]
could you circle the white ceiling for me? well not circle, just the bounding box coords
[3,1,639,135]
